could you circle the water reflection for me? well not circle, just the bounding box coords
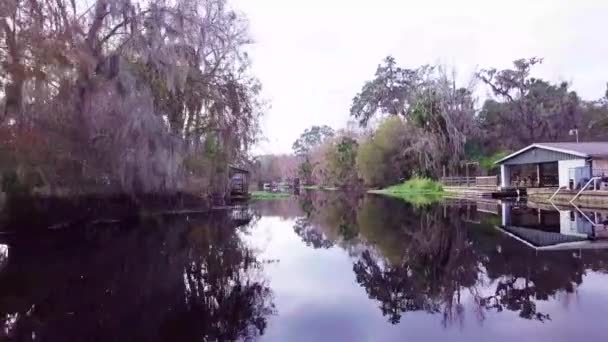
[2,193,608,340]
[0,211,274,341]
[277,192,608,329]
[291,193,363,249]
[500,202,608,248]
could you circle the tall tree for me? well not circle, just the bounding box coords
[292,125,335,156]
[0,0,264,196]
[292,125,334,184]
[477,58,581,149]
[350,57,476,177]
[324,135,359,188]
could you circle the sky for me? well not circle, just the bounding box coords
[232,0,608,155]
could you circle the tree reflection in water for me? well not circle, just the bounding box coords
[0,210,274,341]
[293,191,363,250]
[291,193,335,249]
[295,191,608,327]
[353,198,479,326]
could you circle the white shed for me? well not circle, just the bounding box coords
[495,142,608,190]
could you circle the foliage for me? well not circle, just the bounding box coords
[350,56,426,126]
[369,177,444,205]
[297,158,315,185]
[350,57,476,177]
[375,177,443,193]
[0,0,263,197]
[477,151,511,172]
[291,125,335,185]
[356,116,409,186]
[250,154,298,184]
[324,136,359,188]
[346,55,608,183]
[292,125,335,157]
[477,58,582,150]
[356,139,386,186]
[580,87,608,140]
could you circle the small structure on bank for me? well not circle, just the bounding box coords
[228,165,250,199]
[495,142,608,190]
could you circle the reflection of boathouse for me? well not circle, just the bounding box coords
[499,203,608,249]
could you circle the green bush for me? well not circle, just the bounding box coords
[382,177,444,194]
[356,117,409,187]
[478,150,511,171]
[368,177,444,206]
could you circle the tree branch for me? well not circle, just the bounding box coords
[99,17,130,47]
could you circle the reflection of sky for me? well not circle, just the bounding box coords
[245,216,608,342]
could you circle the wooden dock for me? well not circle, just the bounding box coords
[444,186,523,199]
[442,175,523,199]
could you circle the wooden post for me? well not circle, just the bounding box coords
[465,163,469,187]
[536,164,541,188]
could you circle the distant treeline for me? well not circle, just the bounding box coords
[255,57,608,188]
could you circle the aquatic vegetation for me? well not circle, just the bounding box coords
[251,191,291,200]
[369,177,444,205]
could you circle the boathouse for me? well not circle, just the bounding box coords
[495,142,608,190]
[229,165,250,199]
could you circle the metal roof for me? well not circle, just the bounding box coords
[229,165,250,173]
[495,142,608,164]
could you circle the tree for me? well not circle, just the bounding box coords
[477,58,581,149]
[579,83,608,140]
[0,0,264,197]
[292,125,335,156]
[251,154,298,185]
[292,125,334,184]
[350,57,476,178]
[324,136,359,187]
[350,56,428,126]
[356,116,409,187]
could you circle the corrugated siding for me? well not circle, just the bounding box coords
[502,147,581,165]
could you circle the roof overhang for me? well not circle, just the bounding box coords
[229,165,250,173]
[495,143,590,165]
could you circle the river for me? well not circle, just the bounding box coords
[1,191,608,341]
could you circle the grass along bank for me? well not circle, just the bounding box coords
[250,191,292,200]
[369,177,445,205]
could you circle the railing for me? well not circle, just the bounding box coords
[570,177,601,204]
[441,176,498,187]
[476,176,499,187]
[441,177,477,187]
[592,168,608,178]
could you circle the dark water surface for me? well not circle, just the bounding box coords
[1,192,608,341]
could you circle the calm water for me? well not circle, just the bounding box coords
[1,192,608,341]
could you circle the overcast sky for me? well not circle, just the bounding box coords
[232,0,608,155]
